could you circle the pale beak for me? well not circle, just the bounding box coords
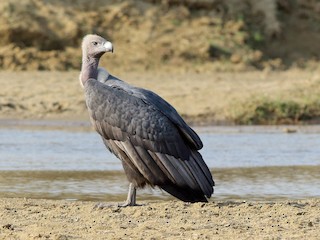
[104,41,114,53]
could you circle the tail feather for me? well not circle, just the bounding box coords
[160,184,208,203]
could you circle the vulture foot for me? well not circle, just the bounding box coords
[117,183,142,207]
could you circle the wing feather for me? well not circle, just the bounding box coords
[120,141,154,183]
[134,146,168,183]
[184,154,213,197]
[153,152,187,186]
[95,74,203,150]
[191,151,215,187]
[147,151,176,183]
[85,79,187,159]
[165,155,200,190]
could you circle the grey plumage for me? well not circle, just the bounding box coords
[80,34,214,204]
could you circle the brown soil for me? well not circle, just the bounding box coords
[0,0,320,71]
[0,198,319,239]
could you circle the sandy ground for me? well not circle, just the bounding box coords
[0,198,319,239]
[1,70,320,125]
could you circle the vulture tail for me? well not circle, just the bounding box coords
[159,150,214,203]
[160,184,208,203]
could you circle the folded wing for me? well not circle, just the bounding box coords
[84,78,214,202]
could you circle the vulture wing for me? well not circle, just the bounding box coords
[96,69,203,150]
[84,78,214,202]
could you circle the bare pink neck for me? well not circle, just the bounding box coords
[80,56,100,86]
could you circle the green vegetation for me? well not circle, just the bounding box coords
[231,99,320,125]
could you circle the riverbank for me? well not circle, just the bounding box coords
[1,70,320,125]
[0,198,319,239]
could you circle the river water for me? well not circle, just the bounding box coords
[0,120,319,202]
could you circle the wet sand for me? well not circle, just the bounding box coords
[0,198,319,239]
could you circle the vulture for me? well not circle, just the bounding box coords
[80,34,214,206]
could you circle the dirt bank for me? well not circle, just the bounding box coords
[0,0,320,71]
[0,198,319,239]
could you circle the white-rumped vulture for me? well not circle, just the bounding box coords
[80,34,214,206]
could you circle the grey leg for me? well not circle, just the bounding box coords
[118,183,138,207]
[94,183,141,209]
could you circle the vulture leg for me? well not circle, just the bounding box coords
[118,183,139,207]
[93,183,137,209]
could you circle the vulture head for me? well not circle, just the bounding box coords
[80,34,113,87]
[82,34,113,59]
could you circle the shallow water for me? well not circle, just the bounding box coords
[0,120,319,201]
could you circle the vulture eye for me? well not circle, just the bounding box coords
[92,41,98,46]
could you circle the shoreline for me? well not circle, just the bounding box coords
[2,118,320,133]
